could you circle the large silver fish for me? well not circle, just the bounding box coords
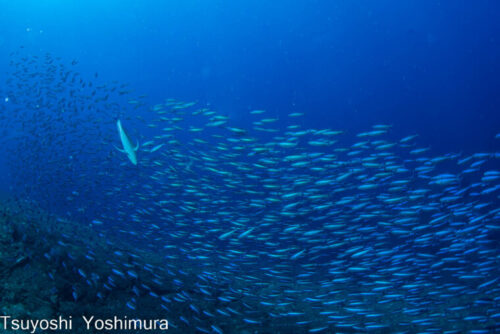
[115,119,139,165]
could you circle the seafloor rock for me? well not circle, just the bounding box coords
[0,199,207,332]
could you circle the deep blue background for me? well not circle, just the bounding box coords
[0,0,499,153]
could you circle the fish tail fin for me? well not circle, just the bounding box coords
[135,141,140,151]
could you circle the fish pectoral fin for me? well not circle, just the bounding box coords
[113,144,125,153]
[134,141,140,151]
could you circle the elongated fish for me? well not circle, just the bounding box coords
[115,119,139,165]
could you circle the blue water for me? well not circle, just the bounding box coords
[1,1,500,333]
[1,1,499,152]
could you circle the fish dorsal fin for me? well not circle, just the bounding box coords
[134,141,140,151]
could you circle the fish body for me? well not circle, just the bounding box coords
[116,119,139,165]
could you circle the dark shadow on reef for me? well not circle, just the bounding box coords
[0,199,200,333]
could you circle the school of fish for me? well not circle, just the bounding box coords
[1,49,500,333]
